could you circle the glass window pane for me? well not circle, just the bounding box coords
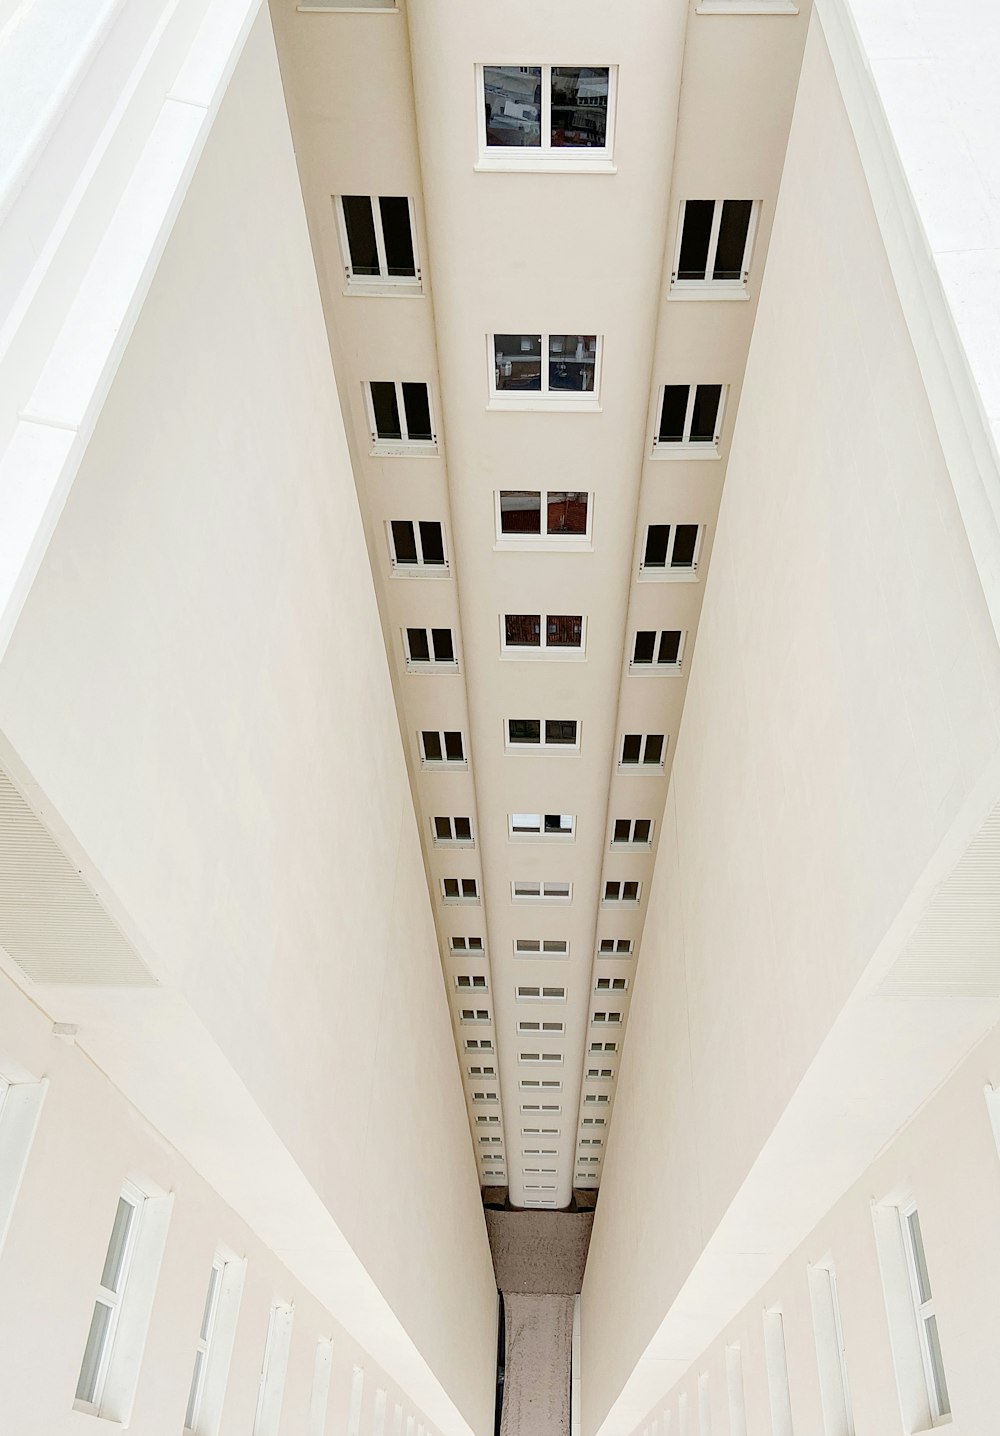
[657,631,682,664]
[690,385,722,443]
[342,196,379,275]
[391,521,417,565]
[186,1348,206,1430]
[484,66,542,148]
[605,882,620,900]
[509,720,541,744]
[431,628,454,662]
[101,1197,136,1294]
[634,820,652,844]
[200,1265,221,1343]
[434,817,451,840]
[906,1209,933,1305]
[621,734,642,764]
[512,814,540,832]
[505,615,541,646]
[550,67,609,149]
[402,383,432,441]
[544,815,571,833]
[623,882,639,900]
[444,732,464,761]
[422,731,442,762]
[658,385,689,442]
[546,615,582,647]
[644,525,670,567]
[462,879,478,898]
[370,381,401,439]
[644,734,664,765]
[443,879,459,898]
[407,628,430,662]
[613,820,630,843]
[713,199,753,280]
[546,491,588,535]
[548,334,597,392]
[76,1300,113,1404]
[544,720,577,745]
[671,525,699,568]
[418,521,445,564]
[378,197,416,276]
[494,335,542,391]
[678,200,714,280]
[924,1314,951,1416]
[454,818,472,842]
[633,631,655,664]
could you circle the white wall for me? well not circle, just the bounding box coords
[0,7,496,1432]
[583,11,1000,1434]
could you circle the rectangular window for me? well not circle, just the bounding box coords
[451,936,484,955]
[698,1373,711,1436]
[404,627,456,669]
[620,734,665,769]
[460,1008,491,1024]
[592,1011,622,1025]
[597,938,633,957]
[514,938,570,957]
[512,880,572,903]
[468,1064,497,1077]
[874,1195,952,1430]
[442,878,479,903]
[808,1264,854,1436]
[517,985,567,1001]
[419,730,465,765]
[671,200,757,292]
[75,1186,144,1415]
[455,974,487,990]
[480,66,614,162]
[472,1090,499,1102]
[505,718,579,750]
[519,1052,564,1065]
[585,1067,614,1079]
[491,334,601,403]
[496,489,592,548]
[589,1043,617,1054]
[602,881,641,904]
[306,1338,334,1436]
[388,520,448,572]
[433,816,473,845]
[347,1367,365,1436]
[725,1346,747,1436]
[184,1256,225,1432]
[502,613,585,655]
[583,1093,610,1105]
[653,387,725,454]
[0,1069,46,1257]
[631,630,684,672]
[611,819,653,848]
[336,196,419,289]
[595,976,628,992]
[640,524,703,577]
[522,1126,561,1136]
[253,1302,295,1436]
[520,1078,562,1091]
[579,1137,604,1146]
[475,1114,501,1126]
[762,1308,794,1436]
[366,382,436,451]
[518,1019,565,1033]
[509,813,575,839]
[464,1037,493,1050]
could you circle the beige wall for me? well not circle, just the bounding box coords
[0,9,496,1432]
[582,12,1000,1433]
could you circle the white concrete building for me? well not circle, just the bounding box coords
[1,0,1000,1431]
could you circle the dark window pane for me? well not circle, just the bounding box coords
[599,939,614,952]
[550,67,609,149]
[402,383,433,441]
[657,631,682,664]
[391,520,417,565]
[494,334,542,391]
[690,385,722,443]
[616,940,630,953]
[454,818,472,842]
[505,615,541,647]
[548,334,597,392]
[671,525,699,568]
[633,631,655,664]
[658,385,689,442]
[643,734,664,765]
[546,491,588,535]
[634,820,652,844]
[621,734,642,765]
[422,731,442,761]
[434,816,451,840]
[371,381,401,439]
[546,615,582,647]
[644,525,670,568]
[342,195,379,275]
[469,937,483,950]
[500,491,542,534]
[543,814,567,833]
[462,879,478,898]
[605,882,620,900]
[677,200,714,280]
[444,879,460,898]
[419,521,445,565]
[407,627,430,662]
[508,719,541,744]
[444,731,464,762]
[484,66,541,147]
[623,882,639,901]
[379,196,415,276]
[431,628,454,663]
[613,819,630,844]
[544,720,577,745]
[713,199,753,280]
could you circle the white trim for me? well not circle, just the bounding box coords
[629,629,686,674]
[488,333,603,407]
[638,523,704,580]
[610,818,654,849]
[511,882,573,904]
[334,195,421,292]
[669,199,760,294]
[619,733,667,771]
[696,1,798,11]
[365,381,438,455]
[253,1302,295,1436]
[387,519,450,576]
[403,626,458,671]
[476,64,617,166]
[508,812,576,840]
[514,938,570,957]
[500,612,587,659]
[651,386,727,458]
[0,1074,46,1256]
[432,816,474,847]
[504,717,581,753]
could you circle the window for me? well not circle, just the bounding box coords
[620,734,666,769]
[579,1137,603,1146]
[598,938,633,957]
[512,880,572,903]
[589,1042,618,1053]
[455,974,487,990]
[472,1091,499,1102]
[419,730,465,766]
[336,196,419,289]
[510,813,575,840]
[347,1368,365,1436]
[468,1064,497,1077]
[517,985,566,1001]
[366,382,436,452]
[611,819,653,848]
[505,719,579,750]
[253,1302,295,1436]
[475,1114,501,1126]
[523,1148,559,1157]
[465,1037,493,1050]
[520,1078,562,1090]
[0,1068,46,1257]
[874,1194,953,1430]
[584,1093,610,1105]
[596,976,628,992]
[502,613,585,656]
[389,520,448,573]
[442,878,479,903]
[577,1155,600,1165]
[522,1126,561,1136]
[582,1117,607,1128]
[184,1256,224,1433]
[460,1008,490,1024]
[433,816,473,845]
[726,1346,747,1436]
[653,388,725,455]
[640,524,703,576]
[586,1067,614,1079]
[671,200,758,292]
[490,335,601,404]
[592,1011,622,1025]
[514,938,570,957]
[762,1309,794,1436]
[698,1373,712,1436]
[182,1253,248,1435]
[75,1186,143,1415]
[631,630,684,672]
[480,66,614,160]
[307,1338,334,1436]
[807,1264,854,1436]
[496,490,592,548]
[519,1052,563,1065]
[451,936,484,955]
[603,880,641,904]
[482,1169,506,1178]
[518,1019,565,1033]
[405,628,456,669]
[479,1135,502,1144]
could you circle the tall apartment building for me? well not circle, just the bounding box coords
[1,0,1000,1431]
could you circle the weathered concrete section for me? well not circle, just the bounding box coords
[486,1210,594,1294]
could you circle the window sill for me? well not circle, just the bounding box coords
[618,764,666,775]
[406,661,460,674]
[649,445,720,461]
[475,157,616,176]
[344,283,423,298]
[487,398,601,414]
[505,746,581,757]
[637,569,700,582]
[629,664,682,676]
[297,3,399,11]
[442,898,481,907]
[422,761,468,772]
[494,539,593,554]
[391,565,450,579]
[433,839,475,849]
[509,833,576,843]
[371,442,438,457]
[611,843,653,852]
[668,284,750,302]
[501,649,587,662]
[695,1,798,11]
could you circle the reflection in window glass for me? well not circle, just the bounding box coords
[548,335,597,392]
[500,492,542,535]
[547,616,582,647]
[509,720,542,744]
[550,68,608,148]
[495,335,542,391]
[484,67,541,148]
[544,720,578,745]
[342,196,379,275]
[547,492,588,535]
[506,615,541,647]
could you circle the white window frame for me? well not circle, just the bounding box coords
[184,1255,224,1433]
[253,1301,295,1436]
[630,630,685,674]
[588,1042,618,1054]
[651,387,727,458]
[512,880,573,904]
[611,818,654,848]
[419,730,466,768]
[521,1126,561,1136]
[670,200,760,297]
[638,524,704,581]
[459,1008,491,1025]
[387,520,449,575]
[597,938,634,958]
[306,1338,334,1436]
[899,1202,950,1425]
[519,1077,562,1091]
[403,626,458,671]
[433,816,474,847]
[365,381,437,455]
[518,1052,564,1066]
[464,1037,493,1050]
[0,1067,46,1257]
[334,195,421,293]
[455,974,487,991]
[602,880,642,905]
[514,938,570,958]
[441,877,480,905]
[184,1248,246,1436]
[585,1066,615,1080]
[467,1063,497,1077]
[494,488,594,552]
[762,1308,794,1436]
[487,333,603,410]
[619,734,667,771]
[472,1090,499,1103]
[516,984,567,1002]
[509,812,575,840]
[591,1011,623,1026]
[476,64,617,171]
[450,936,484,956]
[725,1345,747,1436]
[595,976,629,992]
[75,1184,144,1417]
[696,1,799,13]
[517,1019,565,1033]
[500,612,587,659]
[504,718,581,753]
[583,1093,610,1105]
[807,1262,854,1436]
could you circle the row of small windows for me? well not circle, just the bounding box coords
[405,603,690,669]
[432,801,665,847]
[444,880,645,907]
[449,937,633,960]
